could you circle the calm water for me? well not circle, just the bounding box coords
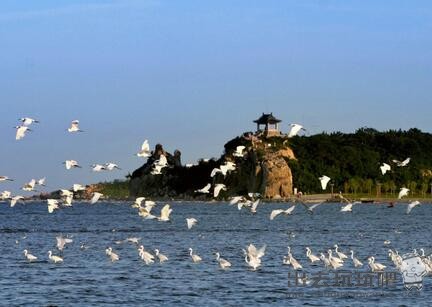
[0,201,431,306]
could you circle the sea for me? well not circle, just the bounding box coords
[0,201,431,306]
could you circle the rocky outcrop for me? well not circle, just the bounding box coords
[129,133,296,199]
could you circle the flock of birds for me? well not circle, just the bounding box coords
[2,117,430,279]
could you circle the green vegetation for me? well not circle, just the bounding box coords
[97,180,130,199]
[288,128,432,197]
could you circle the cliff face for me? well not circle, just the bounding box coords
[129,133,296,199]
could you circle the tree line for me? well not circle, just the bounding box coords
[288,128,432,196]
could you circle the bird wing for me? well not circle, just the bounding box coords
[16,126,27,140]
[251,199,260,211]
[160,204,172,220]
[141,140,150,151]
[285,205,296,215]
[210,168,221,177]
[309,202,323,211]
[213,184,226,198]
[270,209,284,220]
[91,193,102,204]
[319,176,331,190]
[288,124,302,137]
[186,218,197,229]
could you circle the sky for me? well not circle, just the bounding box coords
[0,0,431,194]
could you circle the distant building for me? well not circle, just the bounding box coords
[253,112,282,137]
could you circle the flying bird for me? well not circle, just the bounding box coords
[56,235,73,251]
[67,120,83,133]
[47,199,60,213]
[0,176,14,182]
[136,140,151,158]
[319,175,331,190]
[105,163,121,171]
[158,204,172,222]
[213,184,226,198]
[15,126,31,140]
[406,201,421,214]
[10,196,24,207]
[270,206,295,220]
[288,124,306,137]
[392,158,410,167]
[22,179,36,192]
[64,160,81,170]
[0,190,11,200]
[19,117,39,126]
[91,164,106,172]
[195,183,211,194]
[186,218,198,230]
[380,163,391,175]
[398,187,410,199]
[73,184,86,192]
[90,192,103,204]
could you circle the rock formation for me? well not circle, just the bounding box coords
[129,133,296,199]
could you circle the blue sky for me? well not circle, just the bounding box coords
[0,0,431,194]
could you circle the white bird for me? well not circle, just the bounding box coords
[319,175,331,190]
[154,249,169,263]
[10,196,24,207]
[233,145,246,157]
[151,164,164,175]
[407,201,421,214]
[47,199,59,213]
[334,245,348,260]
[368,257,386,272]
[56,235,73,251]
[340,201,360,212]
[64,160,81,170]
[250,199,260,213]
[132,197,145,208]
[68,120,83,133]
[327,250,344,269]
[23,249,38,262]
[91,192,103,204]
[158,204,172,222]
[320,253,331,268]
[36,177,46,186]
[398,187,410,199]
[380,163,391,175]
[213,184,226,198]
[186,218,198,229]
[125,237,141,244]
[91,164,106,172]
[288,123,305,137]
[155,154,168,167]
[48,251,63,263]
[105,247,119,262]
[393,157,410,167]
[229,196,246,205]
[0,190,11,200]
[20,117,39,126]
[136,140,151,158]
[351,250,363,268]
[243,244,266,270]
[138,207,157,220]
[73,184,86,192]
[195,183,211,194]
[215,252,232,269]
[270,206,295,220]
[305,202,323,214]
[0,176,14,182]
[15,125,31,140]
[105,163,121,171]
[22,179,37,192]
[211,162,236,177]
[138,245,154,265]
[189,248,202,263]
[306,247,320,263]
